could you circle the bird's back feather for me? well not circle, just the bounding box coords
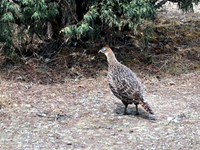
[107,63,144,101]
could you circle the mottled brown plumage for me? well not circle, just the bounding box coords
[99,45,154,115]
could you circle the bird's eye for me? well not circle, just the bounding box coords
[102,47,106,51]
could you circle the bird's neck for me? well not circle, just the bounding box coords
[106,51,119,66]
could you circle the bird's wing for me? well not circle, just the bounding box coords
[108,81,123,100]
[114,67,142,99]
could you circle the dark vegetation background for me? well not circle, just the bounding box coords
[0,0,199,84]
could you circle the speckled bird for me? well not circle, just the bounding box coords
[99,45,154,115]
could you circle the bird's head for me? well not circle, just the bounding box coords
[98,45,111,56]
[98,45,118,64]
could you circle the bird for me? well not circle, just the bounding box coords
[99,45,154,115]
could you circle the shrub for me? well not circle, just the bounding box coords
[0,0,199,57]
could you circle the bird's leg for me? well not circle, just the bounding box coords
[122,102,128,115]
[135,103,139,115]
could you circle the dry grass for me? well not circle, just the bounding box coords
[0,71,200,149]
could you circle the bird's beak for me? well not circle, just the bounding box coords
[99,47,106,53]
[98,49,103,53]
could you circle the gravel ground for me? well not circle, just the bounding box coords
[0,71,200,149]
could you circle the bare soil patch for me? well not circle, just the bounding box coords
[0,72,199,149]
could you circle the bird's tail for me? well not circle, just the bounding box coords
[139,100,154,115]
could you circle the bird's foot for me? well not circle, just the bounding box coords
[116,111,128,115]
[135,112,139,116]
[123,111,130,115]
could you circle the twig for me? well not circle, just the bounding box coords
[36,113,66,120]
[0,43,6,52]
[167,113,186,125]
[159,58,171,71]
[167,116,177,125]
[36,113,53,118]
[64,0,78,23]
[77,49,86,63]
[25,88,47,95]
[82,126,112,130]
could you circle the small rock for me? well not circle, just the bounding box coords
[169,82,175,85]
[45,58,51,63]
[66,141,72,145]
